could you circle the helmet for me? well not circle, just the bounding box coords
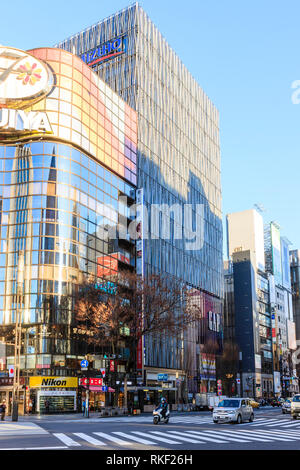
[161,397,166,403]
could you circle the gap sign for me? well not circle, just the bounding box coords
[81,36,127,67]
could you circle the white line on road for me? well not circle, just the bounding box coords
[94,432,134,446]
[201,430,275,442]
[165,431,211,444]
[112,432,157,445]
[53,433,81,447]
[133,431,182,445]
[73,433,107,446]
[187,430,252,443]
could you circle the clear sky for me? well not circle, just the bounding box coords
[1,0,300,254]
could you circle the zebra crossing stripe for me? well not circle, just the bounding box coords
[182,431,231,443]
[112,432,157,445]
[277,422,300,428]
[53,433,81,447]
[164,431,207,444]
[236,430,296,442]
[73,433,107,446]
[251,429,300,438]
[135,431,182,444]
[188,430,252,443]
[93,432,134,446]
[209,431,273,442]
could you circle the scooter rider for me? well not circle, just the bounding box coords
[160,397,168,419]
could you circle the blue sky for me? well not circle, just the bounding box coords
[1,0,300,253]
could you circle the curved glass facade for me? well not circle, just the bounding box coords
[0,141,135,371]
[0,46,137,382]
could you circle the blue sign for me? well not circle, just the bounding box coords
[81,35,127,67]
[101,386,108,392]
[81,360,89,368]
[158,374,168,381]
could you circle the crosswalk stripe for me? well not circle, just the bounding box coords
[94,432,134,446]
[183,431,231,443]
[189,430,252,443]
[73,433,107,446]
[222,431,282,442]
[112,432,157,445]
[251,429,300,438]
[135,432,182,444]
[236,430,296,441]
[278,422,300,428]
[166,431,215,444]
[53,433,81,447]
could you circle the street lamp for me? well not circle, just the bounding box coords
[12,250,24,422]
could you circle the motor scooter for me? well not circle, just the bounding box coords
[153,405,170,424]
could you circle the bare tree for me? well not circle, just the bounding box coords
[72,271,198,406]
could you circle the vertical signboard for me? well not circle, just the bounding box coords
[271,224,282,286]
[281,238,291,289]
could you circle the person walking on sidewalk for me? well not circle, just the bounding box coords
[0,400,6,421]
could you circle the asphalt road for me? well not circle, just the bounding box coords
[0,408,299,451]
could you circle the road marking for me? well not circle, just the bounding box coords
[182,431,229,443]
[165,431,209,443]
[203,430,275,442]
[53,433,81,447]
[94,432,134,446]
[134,431,182,444]
[112,432,157,445]
[73,433,107,446]
[237,430,296,441]
[189,430,252,443]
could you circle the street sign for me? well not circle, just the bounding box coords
[101,386,108,392]
[80,360,89,368]
[9,366,14,378]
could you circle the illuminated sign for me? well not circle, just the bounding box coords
[81,36,127,67]
[0,108,52,136]
[29,376,78,388]
[0,46,53,109]
[208,311,221,332]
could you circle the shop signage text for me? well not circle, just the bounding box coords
[29,376,78,388]
[208,311,221,332]
[0,108,52,134]
[79,378,103,386]
[81,36,127,67]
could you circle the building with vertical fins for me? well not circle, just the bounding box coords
[56,2,224,407]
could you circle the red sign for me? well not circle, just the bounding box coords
[137,337,143,370]
[80,378,102,386]
[110,360,115,372]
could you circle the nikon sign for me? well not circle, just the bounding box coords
[29,376,78,388]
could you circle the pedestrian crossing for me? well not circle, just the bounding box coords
[95,414,300,428]
[52,427,300,448]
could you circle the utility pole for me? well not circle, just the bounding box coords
[12,250,24,422]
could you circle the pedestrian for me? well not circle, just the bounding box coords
[44,399,50,414]
[82,399,86,416]
[28,399,33,414]
[1,400,6,421]
[128,400,133,415]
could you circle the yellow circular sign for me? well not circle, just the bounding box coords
[0,46,54,109]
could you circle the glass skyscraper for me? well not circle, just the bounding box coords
[56,3,223,399]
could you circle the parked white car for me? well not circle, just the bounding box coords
[213,398,254,424]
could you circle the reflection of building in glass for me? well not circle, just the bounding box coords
[0,47,137,393]
[56,4,224,399]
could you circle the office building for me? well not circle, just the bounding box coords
[56,3,224,404]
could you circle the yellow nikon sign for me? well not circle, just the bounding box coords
[29,376,78,388]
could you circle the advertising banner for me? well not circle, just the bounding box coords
[281,238,291,289]
[271,224,282,286]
